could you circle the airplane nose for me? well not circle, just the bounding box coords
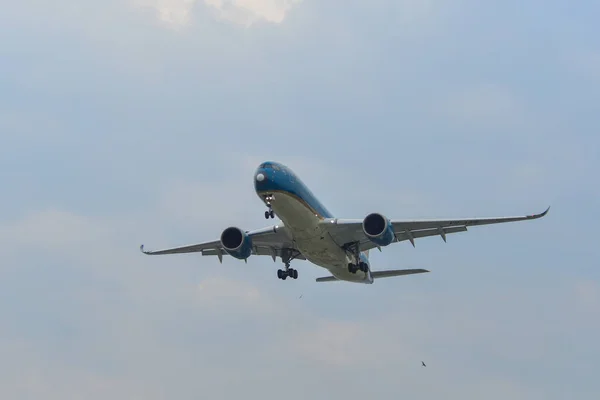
[254,168,273,190]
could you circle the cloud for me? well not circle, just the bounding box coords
[133,0,301,27]
[133,0,199,27]
[193,276,277,313]
[1,180,598,399]
[2,1,600,398]
[289,320,369,367]
[204,0,302,26]
[385,0,437,26]
[156,178,256,227]
[0,210,111,256]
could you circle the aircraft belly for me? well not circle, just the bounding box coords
[295,236,347,269]
[270,192,369,282]
[271,192,347,269]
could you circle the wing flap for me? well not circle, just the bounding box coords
[201,247,307,260]
[394,225,467,242]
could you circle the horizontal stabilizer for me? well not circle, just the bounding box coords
[371,268,429,278]
[315,275,339,282]
[315,268,429,282]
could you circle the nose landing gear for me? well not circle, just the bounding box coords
[264,194,275,219]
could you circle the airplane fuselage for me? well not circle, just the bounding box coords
[254,161,373,283]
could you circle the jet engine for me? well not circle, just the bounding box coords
[220,227,253,260]
[362,213,395,247]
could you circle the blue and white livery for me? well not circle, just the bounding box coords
[140,161,549,284]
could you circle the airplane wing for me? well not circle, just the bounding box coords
[140,223,306,262]
[321,207,550,251]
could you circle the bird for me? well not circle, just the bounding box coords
[299,294,303,299]
[421,361,426,367]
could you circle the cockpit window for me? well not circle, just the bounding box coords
[259,162,282,170]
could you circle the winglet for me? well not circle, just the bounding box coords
[140,244,150,255]
[531,206,550,219]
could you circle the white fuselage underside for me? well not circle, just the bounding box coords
[269,192,369,283]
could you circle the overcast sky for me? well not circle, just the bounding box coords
[1,1,599,399]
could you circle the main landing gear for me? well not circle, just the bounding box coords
[277,250,299,280]
[264,194,275,219]
[277,264,298,280]
[346,242,368,274]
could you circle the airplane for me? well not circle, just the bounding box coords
[140,161,549,284]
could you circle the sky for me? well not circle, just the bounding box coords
[1,0,599,398]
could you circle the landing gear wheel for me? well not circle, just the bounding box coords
[265,209,274,219]
[277,250,301,280]
[346,242,365,274]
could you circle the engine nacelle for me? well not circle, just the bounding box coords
[220,227,253,260]
[362,213,395,247]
